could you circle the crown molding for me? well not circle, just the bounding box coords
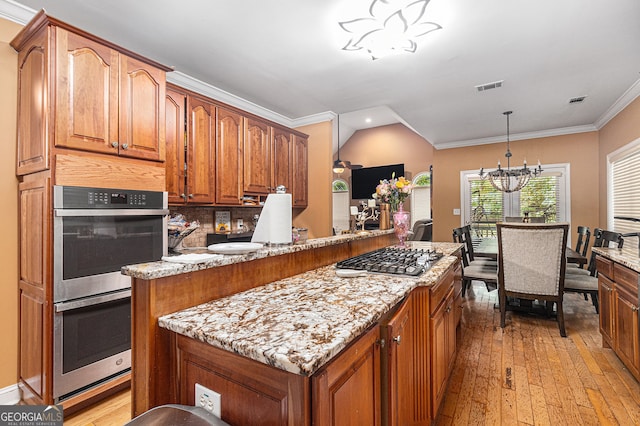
[594,77,640,129]
[0,0,35,24]
[434,124,597,150]
[291,111,336,128]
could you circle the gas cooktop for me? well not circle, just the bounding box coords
[335,247,443,276]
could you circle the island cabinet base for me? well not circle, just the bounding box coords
[162,259,462,425]
[596,255,640,381]
[174,334,311,425]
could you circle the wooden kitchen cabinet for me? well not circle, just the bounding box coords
[598,273,615,347]
[386,293,417,425]
[18,173,51,405]
[243,117,271,194]
[313,325,382,425]
[185,95,216,203]
[292,133,309,208]
[165,88,187,204]
[165,88,216,204]
[216,106,244,205]
[55,28,166,161]
[596,255,640,381]
[431,287,456,413]
[271,126,292,193]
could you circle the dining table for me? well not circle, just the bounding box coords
[473,237,588,267]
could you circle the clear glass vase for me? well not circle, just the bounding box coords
[393,203,410,247]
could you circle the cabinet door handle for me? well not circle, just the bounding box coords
[632,306,639,312]
[393,335,401,345]
[180,193,187,201]
[111,141,119,148]
[121,143,129,150]
[188,194,194,198]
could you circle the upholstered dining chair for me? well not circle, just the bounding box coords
[497,222,569,337]
[453,225,498,296]
[564,228,624,313]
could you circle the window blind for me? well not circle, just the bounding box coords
[612,148,640,249]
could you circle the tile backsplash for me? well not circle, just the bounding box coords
[169,206,262,248]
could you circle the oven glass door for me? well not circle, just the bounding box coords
[54,291,132,400]
[62,214,164,280]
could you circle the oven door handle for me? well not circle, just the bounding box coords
[55,289,132,312]
[55,209,169,217]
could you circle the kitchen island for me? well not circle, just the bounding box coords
[123,232,463,424]
[593,246,640,382]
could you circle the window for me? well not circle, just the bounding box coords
[461,164,570,238]
[608,138,640,251]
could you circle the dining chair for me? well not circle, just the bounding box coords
[452,225,498,296]
[497,222,569,337]
[564,228,624,313]
[566,226,591,273]
[409,219,432,241]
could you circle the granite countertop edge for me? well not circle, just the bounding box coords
[122,230,396,280]
[592,247,640,273]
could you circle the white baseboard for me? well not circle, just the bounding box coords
[0,383,21,405]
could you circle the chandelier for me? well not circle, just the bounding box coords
[339,0,442,60]
[479,111,542,193]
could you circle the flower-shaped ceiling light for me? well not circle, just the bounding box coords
[339,0,442,60]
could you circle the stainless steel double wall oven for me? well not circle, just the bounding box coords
[52,186,168,401]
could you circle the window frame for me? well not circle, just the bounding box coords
[460,162,571,236]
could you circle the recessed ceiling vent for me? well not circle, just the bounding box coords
[475,80,504,92]
[569,96,587,104]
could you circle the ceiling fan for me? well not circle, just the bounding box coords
[332,115,363,173]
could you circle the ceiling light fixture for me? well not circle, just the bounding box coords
[339,0,442,60]
[479,111,543,193]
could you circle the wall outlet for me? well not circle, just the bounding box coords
[195,383,221,418]
[236,218,244,229]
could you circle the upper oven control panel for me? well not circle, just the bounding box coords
[54,186,167,209]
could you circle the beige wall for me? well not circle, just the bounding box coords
[598,97,640,224]
[338,123,435,181]
[0,17,21,389]
[293,120,333,238]
[432,132,600,242]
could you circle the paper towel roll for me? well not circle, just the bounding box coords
[251,193,292,245]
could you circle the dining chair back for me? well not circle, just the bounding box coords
[497,222,569,337]
[409,219,432,241]
[453,225,498,296]
[575,226,591,258]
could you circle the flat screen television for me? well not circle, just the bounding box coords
[351,163,405,200]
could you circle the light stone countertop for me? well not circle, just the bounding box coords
[158,241,462,376]
[592,246,640,273]
[122,230,397,280]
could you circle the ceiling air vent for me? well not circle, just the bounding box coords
[569,96,587,104]
[475,80,504,92]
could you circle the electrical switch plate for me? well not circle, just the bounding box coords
[237,218,244,229]
[195,383,221,418]
[453,208,461,215]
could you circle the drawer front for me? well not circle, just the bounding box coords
[596,255,614,279]
[613,262,639,295]
[430,265,454,316]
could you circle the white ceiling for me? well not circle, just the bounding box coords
[4,0,640,151]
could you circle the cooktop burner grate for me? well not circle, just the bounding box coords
[335,247,443,276]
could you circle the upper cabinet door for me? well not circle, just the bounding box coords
[186,96,215,203]
[55,28,166,161]
[216,107,244,205]
[118,55,166,161]
[55,28,118,155]
[243,117,271,194]
[292,134,308,208]
[271,127,292,193]
[16,30,49,176]
[165,88,186,204]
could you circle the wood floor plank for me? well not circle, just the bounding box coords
[528,383,551,426]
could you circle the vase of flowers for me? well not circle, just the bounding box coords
[374,174,413,246]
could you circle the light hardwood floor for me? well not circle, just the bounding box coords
[63,283,640,425]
